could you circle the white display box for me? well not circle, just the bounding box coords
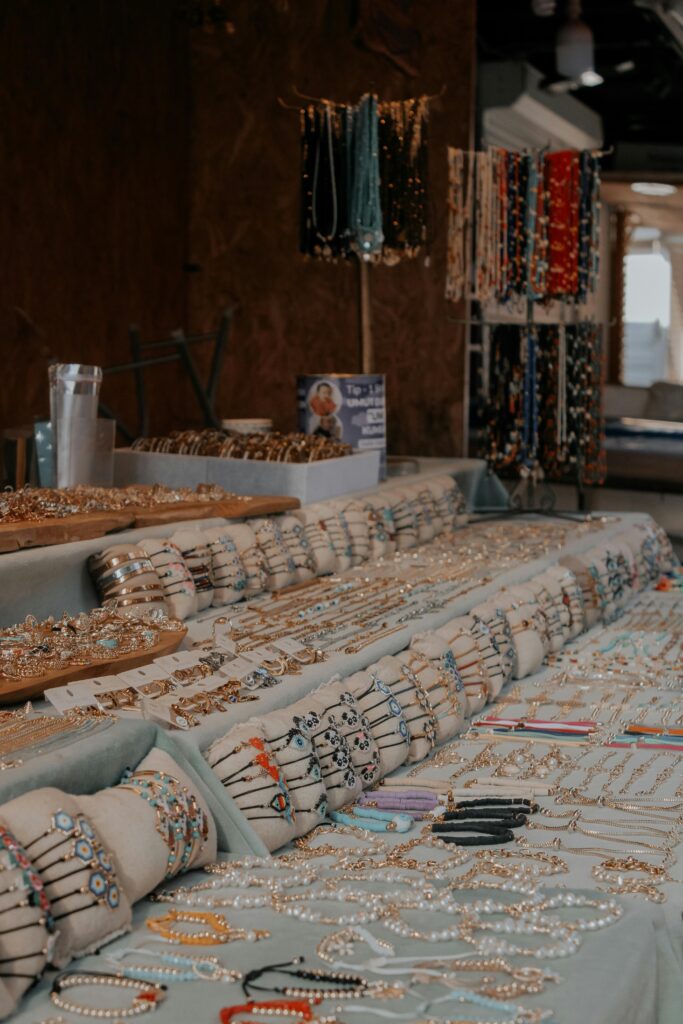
[113,448,381,505]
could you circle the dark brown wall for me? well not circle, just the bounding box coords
[0,0,191,437]
[188,0,475,455]
[0,0,475,456]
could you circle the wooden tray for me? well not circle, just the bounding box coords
[0,494,300,554]
[131,494,300,527]
[0,511,135,554]
[0,628,187,704]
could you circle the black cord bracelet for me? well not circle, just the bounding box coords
[451,797,538,812]
[433,827,514,846]
[440,808,530,824]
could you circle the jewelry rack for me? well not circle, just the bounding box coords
[280,86,445,374]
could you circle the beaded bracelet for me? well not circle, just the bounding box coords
[50,971,166,1018]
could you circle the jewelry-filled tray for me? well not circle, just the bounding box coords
[0,494,300,554]
[0,627,187,704]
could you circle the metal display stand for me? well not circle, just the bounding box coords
[100,308,234,441]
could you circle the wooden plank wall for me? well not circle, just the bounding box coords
[0,0,191,438]
[0,0,475,457]
[187,0,475,455]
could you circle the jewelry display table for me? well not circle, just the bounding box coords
[0,488,680,1024]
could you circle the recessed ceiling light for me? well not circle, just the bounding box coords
[579,69,604,87]
[631,182,678,197]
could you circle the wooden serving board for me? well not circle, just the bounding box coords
[0,628,187,704]
[0,511,136,554]
[131,494,300,528]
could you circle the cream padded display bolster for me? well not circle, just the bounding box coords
[470,601,516,686]
[171,528,214,611]
[0,788,132,968]
[363,496,396,558]
[535,566,576,643]
[346,663,410,776]
[80,747,217,903]
[397,650,466,753]
[204,526,249,606]
[205,721,297,854]
[278,515,316,583]
[308,678,381,788]
[331,500,371,566]
[385,488,419,551]
[219,522,268,598]
[500,600,547,679]
[137,538,198,620]
[503,584,550,654]
[436,614,502,709]
[292,504,340,576]
[88,543,168,617]
[0,822,53,1017]
[426,474,468,529]
[560,554,602,629]
[524,577,566,653]
[251,518,297,591]
[294,502,353,573]
[261,709,327,838]
[401,483,437,545]
[287,691,362,811]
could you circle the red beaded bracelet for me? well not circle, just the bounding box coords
[220,998,321,1023]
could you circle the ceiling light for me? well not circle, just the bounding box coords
[579,69,604,87]
[615,60,636,73]
[531,0,557,14]
[631,182,678,197]
[556,0,598,80]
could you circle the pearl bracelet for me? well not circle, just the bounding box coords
[50,972,166,1018]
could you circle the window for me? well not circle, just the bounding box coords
[623,248,672,387]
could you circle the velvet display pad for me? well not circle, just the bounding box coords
[346,663,409,777]
[278,515,316,583]
[171,527,214,611]
[286,691,361,811]
[471,601,517,687]
[205,721,297,853]
[308,678,380,789]
[619,526,653,592]
[0,788,132,969]
[297,502,354,573]
[251,517,297,591]
[0,830,53,1018]
[204,525,249,606]
[261,709,327,838]
[138,537,198,620]
[292,504,340,575]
